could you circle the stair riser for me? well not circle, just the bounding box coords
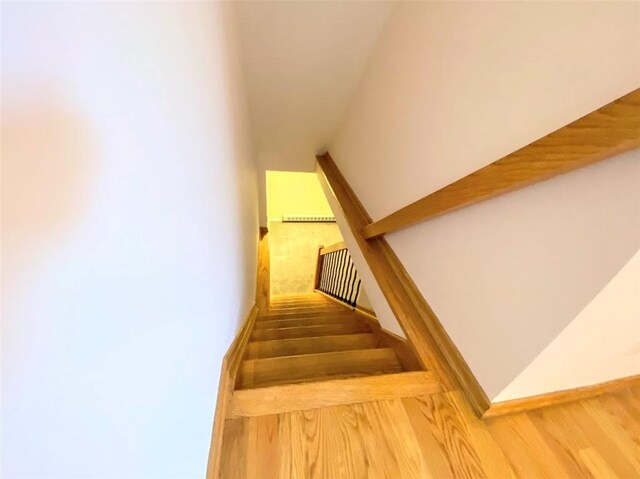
[251,323,369,341]
[254,316,353,330]
[238,349,402,389]
[246,334,377,359]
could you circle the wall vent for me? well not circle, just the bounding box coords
[282,214,336,223]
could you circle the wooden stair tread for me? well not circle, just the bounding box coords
[238,348,402,389]
[229,371,439,417]
[251,322,369,341]
[254,315,356,330]
[259,308,346,318]
[258,310,353,320]
[246,333,378,359]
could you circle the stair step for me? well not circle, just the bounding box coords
[257,311,356,324]
[251,322,369,341]
[259,310,349,321]
[269,301,332,308]
[238,348,402,389]
[264,305,349,315]
[229,371,438,417]
[254,315,355,330]
[246,333,378,359]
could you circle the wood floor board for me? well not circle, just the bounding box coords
[487,413,574,478]
[219,388,640,479]
[403,393,487,478]
[219,418,247,479]
[356,399,430,479]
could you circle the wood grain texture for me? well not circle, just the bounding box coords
[253,314,356,330]
[219,385,640,479]
[206,304,258,479]
[362,87,640,239]
[256,228,271,312]
[317,153,490,416]
[246,333,378,360]
[484,374,640,418]
[238,348,402,389]
[304,291,424,372]
[251,322,370,341]
[229,371,441,417]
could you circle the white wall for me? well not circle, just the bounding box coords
[1,3,258,478]
[331,2,640,400]
[236,2,394,173]
[496,248,640,401]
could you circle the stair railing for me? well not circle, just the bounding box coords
[314,242,362,307]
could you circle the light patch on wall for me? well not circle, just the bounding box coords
[266,171,334,223]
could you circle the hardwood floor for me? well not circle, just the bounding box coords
[220,387,640,478]
[218,294,640,478]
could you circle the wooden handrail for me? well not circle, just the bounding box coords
[319,241,346,256]
[362,88,640,239]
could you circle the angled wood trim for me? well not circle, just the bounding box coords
[317,153,491,417]
[228,371,441,418]
[484,374,640,419]
[320,241,347,255]
[205,304,258,479]
[362,88,640,239]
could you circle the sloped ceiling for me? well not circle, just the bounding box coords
[235,1,394,172]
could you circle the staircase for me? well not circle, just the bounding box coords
[238,294,404,389]
[228,293,440,418]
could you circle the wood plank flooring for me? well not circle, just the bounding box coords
[220,387,640,478]
[219,294,640,478]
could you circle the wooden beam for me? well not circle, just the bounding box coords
[362,88,640,239]
[228,371,441,417]
[316,153,491,417]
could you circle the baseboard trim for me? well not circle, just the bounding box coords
[205,304,259,479]
[483,374,640,419]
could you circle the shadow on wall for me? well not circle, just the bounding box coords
[2,89,96,368]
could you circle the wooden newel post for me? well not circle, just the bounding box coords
[313,245,324,290]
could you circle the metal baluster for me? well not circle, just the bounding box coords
[343,258,356,304]
[352,277,362,306]
[336,249,345,300]
[328,251,338,297]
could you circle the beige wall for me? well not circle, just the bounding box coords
[269,222,342,295]
[330,2,640,400]
[2,3,258,477]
